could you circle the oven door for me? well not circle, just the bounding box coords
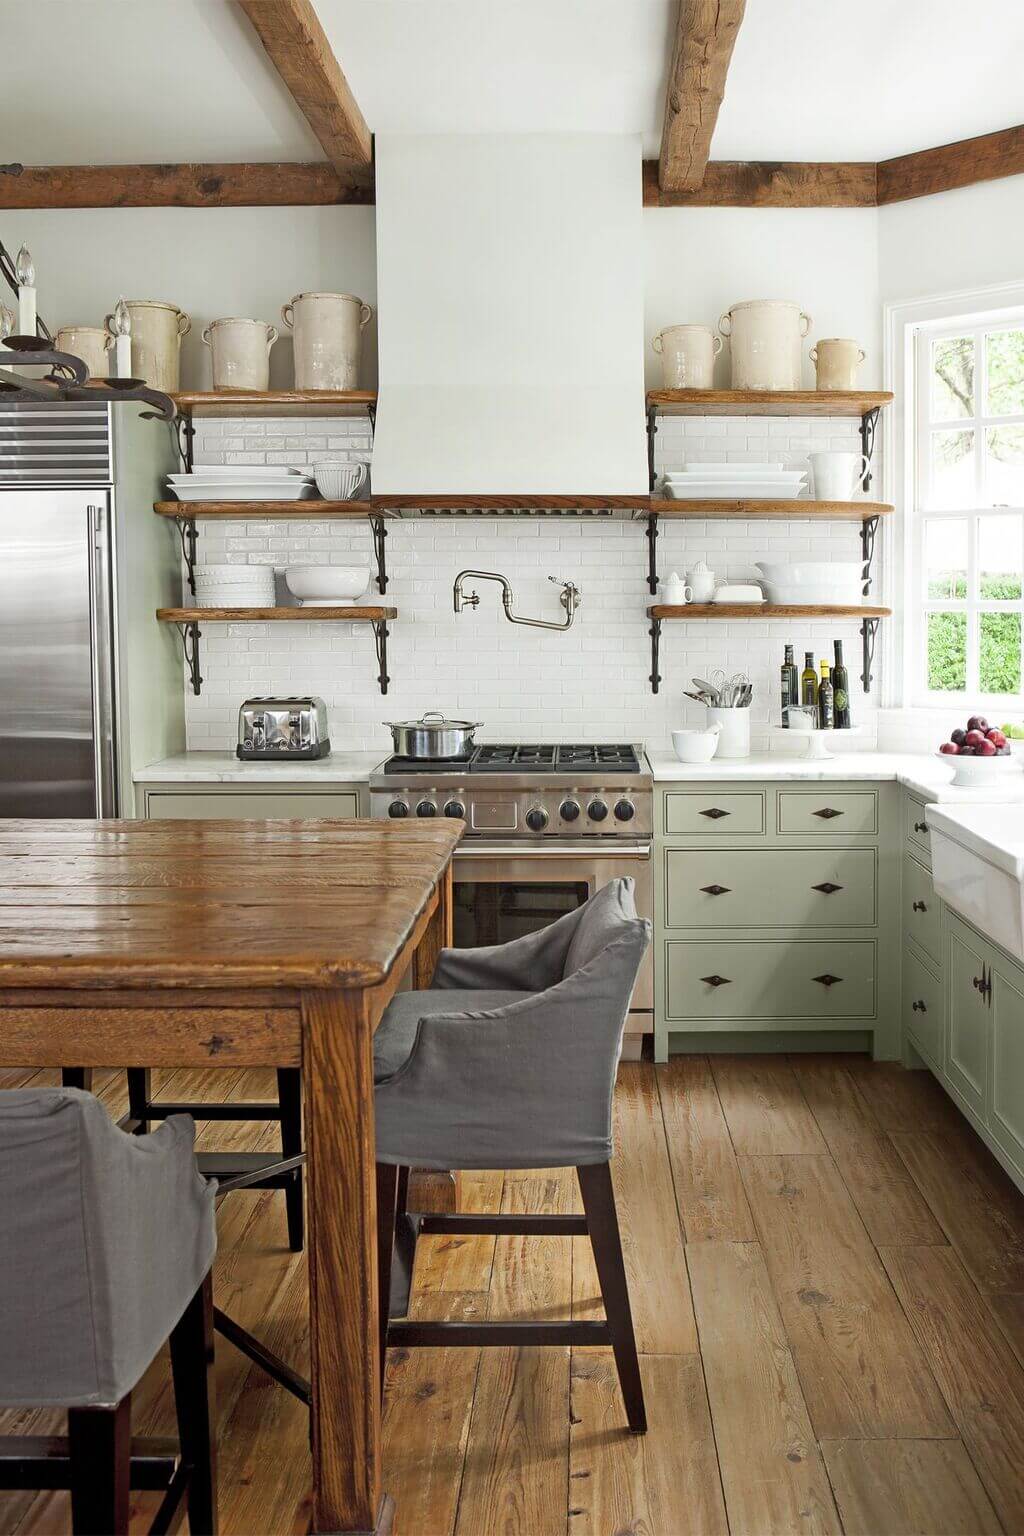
[450,840,653,1032]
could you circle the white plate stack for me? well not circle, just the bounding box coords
[662,462,808,501]
[193,564,277,609]
[168,465,317,502]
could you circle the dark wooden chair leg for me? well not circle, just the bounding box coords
[577,1161,647,1434]
[276,1067,304,1252]
[376,1161,399,1386]
[61,1068,93,1091]
[126,1067,151,1134]
[169,1270,218,1535]
[67,1396,131,1535]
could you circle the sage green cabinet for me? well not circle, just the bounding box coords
[143,786,363,819]
[663,791,765,837]
[665,848,877,930]
[777,789,878,836]
[945,914,990,1119]
[665,938,876,1023]
[904,794,931,866]
[903,852,941,966]
[902,944,943,1067]
[990,953,1024,1176]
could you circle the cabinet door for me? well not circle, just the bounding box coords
[945,915,991,1118]
[990,955,1024,1179]
[902,945,943,1068]
[903,853,940,965]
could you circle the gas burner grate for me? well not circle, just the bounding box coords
[379,743,642,776]
[555,744,640,771]
[471,744,558,772]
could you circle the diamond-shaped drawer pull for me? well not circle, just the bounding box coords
[699,807,730,820]
[700,974,732,987]
[813,807,843,819]
[812,882,843,895]
[700,884,731,896]
[813,973,842,988]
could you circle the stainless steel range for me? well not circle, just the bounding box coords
[370,744,653,1035]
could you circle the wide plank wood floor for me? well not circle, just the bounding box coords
[4,1053,1024,1535]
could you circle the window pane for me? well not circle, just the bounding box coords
[931,335,974,420]
[980,612,1022,694]
[978,514,1023,599]
[927,612,967,691]
[986,328,1024,416]
[986,425,1024,507]
[929,429,975,509]
[924,518,967,598]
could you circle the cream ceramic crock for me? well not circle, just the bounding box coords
[105,300,190,391]
[810,337,866,391]
[55,326,112,380]
[281,292,373,391]
[651,324,722,389]
[718,300,812,391]
[202,317,278,391]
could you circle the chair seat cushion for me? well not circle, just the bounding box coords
[374,989,532,1081]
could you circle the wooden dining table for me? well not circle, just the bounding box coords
[0,815,462,1535]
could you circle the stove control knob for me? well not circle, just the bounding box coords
[416,799,438,818]
[559,799,581,823]
[443,799,466,820]
[588,798,609,822]
[525,806,549,833]
[614,799,636,822]
[387,799,409,818]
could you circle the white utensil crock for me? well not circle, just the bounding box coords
[105,300,190,391]
[706,705,751,758]
[810,338,866,391]
[282,292,373,391]
[202,318,278,391]
[688,566,716,603]
[55,326,112,379]
[652,324,722,389]
[718,301,812,390]
[809,450,870,501]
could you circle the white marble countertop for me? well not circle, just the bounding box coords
[134,751,383,784]
[644,749,1024,804]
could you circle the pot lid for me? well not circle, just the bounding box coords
[386,712,479,729]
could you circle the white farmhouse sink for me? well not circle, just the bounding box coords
[927,803,1024,960]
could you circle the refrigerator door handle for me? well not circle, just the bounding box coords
[87,502,118,817]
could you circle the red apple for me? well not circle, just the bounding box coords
[988,728,1007,747]
[939,742,961,755]
[968,715,989,732]
[975,738,997,756]
[964,729,987,747]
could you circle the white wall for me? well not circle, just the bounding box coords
[2,206,378,389]
[879,175,1024,303]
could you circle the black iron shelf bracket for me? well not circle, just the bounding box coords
[175,516,199,596]
[175,621,203,697]
[860,616,880,691]
[646,403,659,493]
[175,413,196,471]
[860,405,881,494]
[646,512,659,596]
[370,513,388,594]
[858,403,883,694]
[373,619,391,695]
[649,615,662,694]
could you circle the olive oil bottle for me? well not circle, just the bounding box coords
[801,651,817,707]
[833,638,851,728]
[817,660,834,729]
[780,644,799,726]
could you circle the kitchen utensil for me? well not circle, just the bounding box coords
[237,697,331,760]
[711,584,765,604]
[718,301,812,390]
[202,317,278,391]
[383,712,482,760]
[688,561,716,603]
[651,324,722,389]
[104,300,190,392]
[808,450,870,500]
[810,338,866,391]
[282,292,373,390]
[312,461,369,500]
[54,326,112,379]
[284,566,370,605]
[707,705,751,758]
[671,723,722,764]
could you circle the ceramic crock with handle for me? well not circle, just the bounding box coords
[809,337,866,391]
[202,317,278,391]
[105,300,191,391]
[281,292,373,391]
[651,324,722,389]
[55,326,112,380]
[718,300,812,391]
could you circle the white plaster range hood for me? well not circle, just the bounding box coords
[369,132,648,514]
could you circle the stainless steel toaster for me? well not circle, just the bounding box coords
[236,697,331,760]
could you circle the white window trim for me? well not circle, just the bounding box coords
[882,279,1024,710]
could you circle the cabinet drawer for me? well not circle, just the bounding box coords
[903,853,940,964]
[663,791,765,836]
[665,939,876,1020]
[146,790,360,820]
[778,790,877,835]
[904,795,931,864]
[903,946,943,1066]
[665,848,876,929]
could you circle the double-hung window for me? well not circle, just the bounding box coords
[910,312,1024,705]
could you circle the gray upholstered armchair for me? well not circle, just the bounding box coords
[373,877,651,1432]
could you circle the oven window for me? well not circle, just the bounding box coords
[452,881,590,949]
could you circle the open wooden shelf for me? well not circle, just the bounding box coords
[154,500,379,520]
[171,389,376,417]
[157,606,395,622]
[649,603,891,620]
[650,498,893,521]
[369,493,651,513]
[646,389,893,418]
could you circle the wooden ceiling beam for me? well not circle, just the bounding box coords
[0,162,372,208]
[643,159,876,208]
[876,123,1024,204]
[235,0,372,174]
[660,0,747,192]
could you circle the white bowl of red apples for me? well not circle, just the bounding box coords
[937,715,1020,785]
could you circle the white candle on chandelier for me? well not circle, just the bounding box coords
[110,297,132,378]
[15,246,36,337]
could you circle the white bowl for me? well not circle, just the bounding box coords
[195,564,276,584]
[761,582,864,605]
[757,561,865,585]
[284,566,370,604]
[671,728,721,764]
[312,462,369,501]
[935,750,1020,787]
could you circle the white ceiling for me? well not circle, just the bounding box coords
[3,0,1023,167]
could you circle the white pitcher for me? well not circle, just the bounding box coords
[718,300,812,390]
[809,450,870,500]
[652,324,722,389]
[282,292,373,391]
[55,326,112,380]
[105,300,190,391]
[202,317,278,391]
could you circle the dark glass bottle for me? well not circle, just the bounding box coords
[781,644,799,727]
[833,639,851,728]
[817,661,834,729]
[801,651,817,707]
